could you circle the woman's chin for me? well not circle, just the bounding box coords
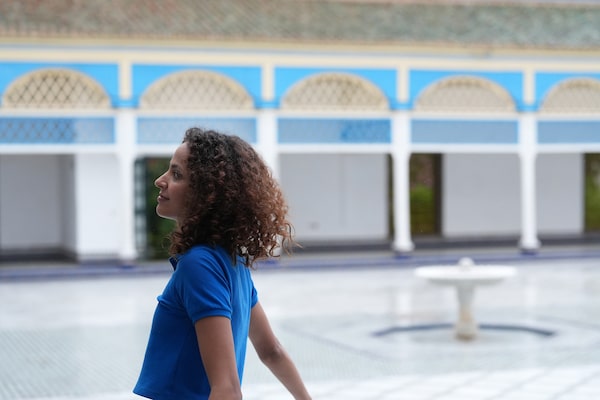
[156,209,175,221]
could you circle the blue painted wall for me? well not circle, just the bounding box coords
[0,62,119,106]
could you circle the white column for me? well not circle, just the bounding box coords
[257,108,279,181]
[518,113,541,253]
[391,111,414,254]
[116,109,138,264]
[257,107,284,256]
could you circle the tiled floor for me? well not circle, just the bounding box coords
[1,248,600,399]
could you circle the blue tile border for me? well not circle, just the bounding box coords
[372,323,557,338]
[137,117,257,144]
[0,117,115,144]
[538,120,600,144]
[412,119,518,144]
[278,118,391,144]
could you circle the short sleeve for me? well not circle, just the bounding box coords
[173,250,232,323]
[251,285,258,307]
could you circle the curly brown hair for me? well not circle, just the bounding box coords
[168,127,295,267]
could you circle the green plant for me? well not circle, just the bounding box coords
[144,158,175,259]
[585,154,600,231]
[410,184,436,235]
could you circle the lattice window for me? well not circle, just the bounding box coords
[3,69,110,109]
[415,76,515,113]
[280,73,388,111]
[540,78,600,113]
[139,70,254,110]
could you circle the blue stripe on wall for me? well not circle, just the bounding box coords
[0,117,115,144]
[137,117,257,144]
[278,118,391,144]
[538,120,600,144]
[411,120,518,144]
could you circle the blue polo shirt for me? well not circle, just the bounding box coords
[134,245,258,400]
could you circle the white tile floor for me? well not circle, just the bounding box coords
[1,249,600,399]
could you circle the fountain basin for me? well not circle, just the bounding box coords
[415,258,517,341]
[415,265,517,286]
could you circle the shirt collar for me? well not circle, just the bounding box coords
[168,255,179,270]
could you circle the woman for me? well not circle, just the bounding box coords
[134,128,311,400]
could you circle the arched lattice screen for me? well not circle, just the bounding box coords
[3,68,110,109]
[415,76,515,113]
[540,78,600,113]
[139,70,254,110]
[280,73,388,111]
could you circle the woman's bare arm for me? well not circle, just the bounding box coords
[195,316,243,400]
[249,302,312,400]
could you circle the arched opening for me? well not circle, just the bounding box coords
[139,70,254,110]
[540,77,600,114]
[281,72,388,111]
[415,75,515,113]
[3,68,110,109]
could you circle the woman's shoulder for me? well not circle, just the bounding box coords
[184,244,218,256]
[176,245,232,269]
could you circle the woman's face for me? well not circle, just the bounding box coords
[154,143,191,224]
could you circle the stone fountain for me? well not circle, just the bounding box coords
[414,257,517,341]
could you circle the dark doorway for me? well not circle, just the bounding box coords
[585,153,600,232]
[409,154,441,236]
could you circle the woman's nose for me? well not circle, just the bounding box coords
[155,174,165,188]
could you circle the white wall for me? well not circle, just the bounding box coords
[72,154,121,260]
[442,154,521,237]
[0,155,63,252]
[0,154,133,260]
[442,153,585,238]
[536,153,584,235]
[280,154,389,243]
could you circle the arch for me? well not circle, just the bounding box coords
[2,68,111,109]
[415,75,515,113]
[139,70,254,110]
[540,77,600,113]
[280,72,389,111]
